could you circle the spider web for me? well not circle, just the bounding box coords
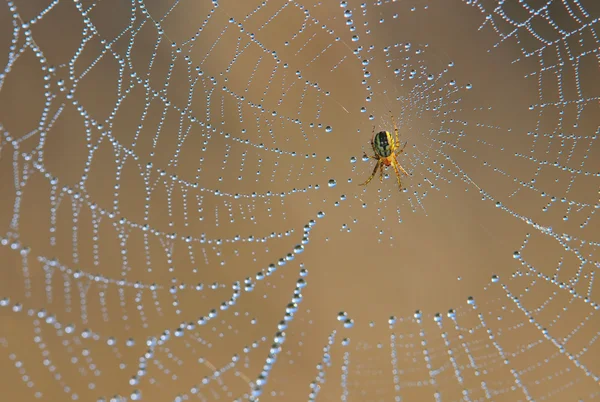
[0,0,599,401]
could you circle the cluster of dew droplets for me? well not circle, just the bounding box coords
[336,311,355,329]
[308,330,337,401]
[248,270,308,401]
[0,296,147,401]
[1,0,600,400]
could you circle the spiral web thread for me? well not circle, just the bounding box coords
[0,0,599,401]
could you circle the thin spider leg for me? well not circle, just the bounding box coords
[379,163,384,183]
[390,110,399,147]
[359,160,380,186]
[370,125,377,154]
[395,141,408,154]
[392,161,403,190]
[394,154,410,176]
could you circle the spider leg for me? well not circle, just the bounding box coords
[390,111,399,147]
[394,154,410,176]
[370,126,378,155]
[395,141,408,155]
[359,160,380,186]
[379,163,384,183]
[391,160,404,190]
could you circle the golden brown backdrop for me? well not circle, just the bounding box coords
[0,0,599,401]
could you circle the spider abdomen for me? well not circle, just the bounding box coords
[373,130,393,157]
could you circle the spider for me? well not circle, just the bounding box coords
[359,112,409,191]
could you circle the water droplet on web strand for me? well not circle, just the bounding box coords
[328,179,336,188]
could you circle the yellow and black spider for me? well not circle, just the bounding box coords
[359,112,409,191]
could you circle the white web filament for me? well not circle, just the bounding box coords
[0,0,599,401]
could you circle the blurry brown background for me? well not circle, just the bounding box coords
[0,0,599,401]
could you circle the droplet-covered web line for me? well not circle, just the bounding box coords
[463,4,600,381]
[323,306,583,401]
[1,0,599,400]
[433,5,599,203]
[340,0,599,399]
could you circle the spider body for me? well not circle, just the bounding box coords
[373,130,393,158]
[360,112,409,190]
